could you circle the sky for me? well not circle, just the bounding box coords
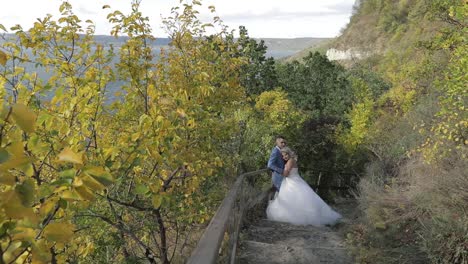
[0,0,356,38]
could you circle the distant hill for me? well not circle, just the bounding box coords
[92,35,331,59]
[280,38,334,62]
[258,38,331,59]
[92,35,171,47]
[1,33,328,59]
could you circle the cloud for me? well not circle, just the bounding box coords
[324,0,355,15]
[0,0,355,38]
[77,5,98,16]
[220,8,346,22]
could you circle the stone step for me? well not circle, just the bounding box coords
[243,219,345,248]
[237,240,352,264]
[253,219,340,231]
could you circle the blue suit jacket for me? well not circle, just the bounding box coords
[267,146,285,189]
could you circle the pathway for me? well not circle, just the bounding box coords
[237,198,357,264]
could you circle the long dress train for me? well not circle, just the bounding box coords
[266,168,342,226]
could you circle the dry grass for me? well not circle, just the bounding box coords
[347,149,468,263]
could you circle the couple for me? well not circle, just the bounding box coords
[266,136,342,226]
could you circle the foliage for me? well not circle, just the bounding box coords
[337,78,376,153]
[339,0,467,263]
[0,1,248,263]
[239,89,305,171]
[418,0,467,162]
[235,26,279,96]
[277,51,352,119]
[274,52,366,199]
[0,2,115,262]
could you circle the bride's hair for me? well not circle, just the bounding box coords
[281,147,298,161]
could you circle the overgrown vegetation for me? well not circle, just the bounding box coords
[331,0,467,263]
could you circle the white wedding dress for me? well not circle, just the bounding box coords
[266,168,342,226]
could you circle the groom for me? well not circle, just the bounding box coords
[267,135,286,197]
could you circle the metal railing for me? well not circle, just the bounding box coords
[187,169,270,264]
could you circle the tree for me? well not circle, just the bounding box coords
[277,52,352,119]
[236,26,279,96]
[239,89,306,171]
[0,1,248,263]
[0,2,115,262]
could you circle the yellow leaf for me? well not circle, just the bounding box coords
[0,171,16,185]
[152,194,162,208]
[74,186,95,201]
[1,191,38,222]
[43,222,75,243]
[19,162,34,177]
[81,175,105,192]
[72,176,83,187]
[0,50,7,66]
[84,166,113,186]
[0,144,30,171]
[176,108,187,118]
[11,104,37,133]
[39,198,57,216]
[58,148,83,164]
[31,240,52,264]
[2,241,22,263]
[158,97,172,106]
[131,132,140,142]
[12,227,36,241]
[61,189,82,201]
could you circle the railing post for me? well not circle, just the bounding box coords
[186,169,268,264]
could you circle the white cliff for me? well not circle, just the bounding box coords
[326,48,370,61]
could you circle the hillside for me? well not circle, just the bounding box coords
[311,0,467,263]
[331,0,445,54]
[286,1,449,63]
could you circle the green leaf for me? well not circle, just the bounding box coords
[15,179,35,206]
[135,184,149,195]
[59,168,77,179]
[0,221,16,238]
[58,198,68,209]
[51,178,73,186]
[36,112,52,126]
[0,148,10,163]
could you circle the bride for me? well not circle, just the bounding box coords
[266,147,342,226]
